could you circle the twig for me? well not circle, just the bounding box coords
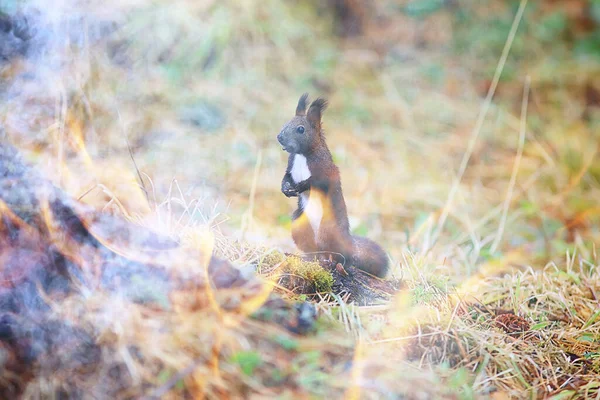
[490,76,530,253]
[127,138,151,206]
[431,0,529,248]
[240,150,262,240]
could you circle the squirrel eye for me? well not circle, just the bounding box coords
[296,126,305,134]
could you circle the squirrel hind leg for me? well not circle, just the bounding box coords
[350,236,389,278]
[291,211,318,255]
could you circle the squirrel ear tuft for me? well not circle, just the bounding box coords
[307,98,328,129]
[296,93,309,116]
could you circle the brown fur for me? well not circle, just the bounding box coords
[277,94,389,278]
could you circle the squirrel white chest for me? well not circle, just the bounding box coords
[290,154,323,237]
[290,154,311,183]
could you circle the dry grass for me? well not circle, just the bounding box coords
[359,252,600,399]
[2,0,600,398]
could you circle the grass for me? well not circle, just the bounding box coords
[2,0,600,398]
[401,254,600,398]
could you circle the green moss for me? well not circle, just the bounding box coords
[258,250,286,271]
[283,256,333,293]
[257,251,333,293]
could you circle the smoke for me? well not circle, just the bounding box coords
[0,4,209,397]
[1,0,118,147]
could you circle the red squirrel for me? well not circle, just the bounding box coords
[277,93,389,278]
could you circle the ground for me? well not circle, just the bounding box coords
[1,0,600,398]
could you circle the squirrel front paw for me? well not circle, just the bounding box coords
[282,181,298,197]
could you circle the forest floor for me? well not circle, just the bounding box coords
[2,0,600,398]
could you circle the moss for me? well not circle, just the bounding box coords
[259,250,286,270]
[257,251,333,293]
[283,256,333,293]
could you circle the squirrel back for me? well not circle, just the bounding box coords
[278,94,389,278]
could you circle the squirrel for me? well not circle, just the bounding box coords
[277,93,389,278]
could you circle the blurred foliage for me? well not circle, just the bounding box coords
[231,351,263,376]
[0,0,19,13]
[2,1,600,398]
[452,1,600,80]
[2,0,600,277]
[402,0,447,19]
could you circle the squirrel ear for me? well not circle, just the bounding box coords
[307,98,328,129]
[296,93,309,116]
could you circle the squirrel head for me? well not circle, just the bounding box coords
[277,93,328,155]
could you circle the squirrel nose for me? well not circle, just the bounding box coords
[277,133,283,144]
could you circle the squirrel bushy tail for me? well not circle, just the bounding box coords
[348,236,389,278]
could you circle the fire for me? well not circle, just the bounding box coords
[37,100,153,217]
[66,114,95,173]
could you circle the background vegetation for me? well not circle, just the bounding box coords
[2,0,600,398]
